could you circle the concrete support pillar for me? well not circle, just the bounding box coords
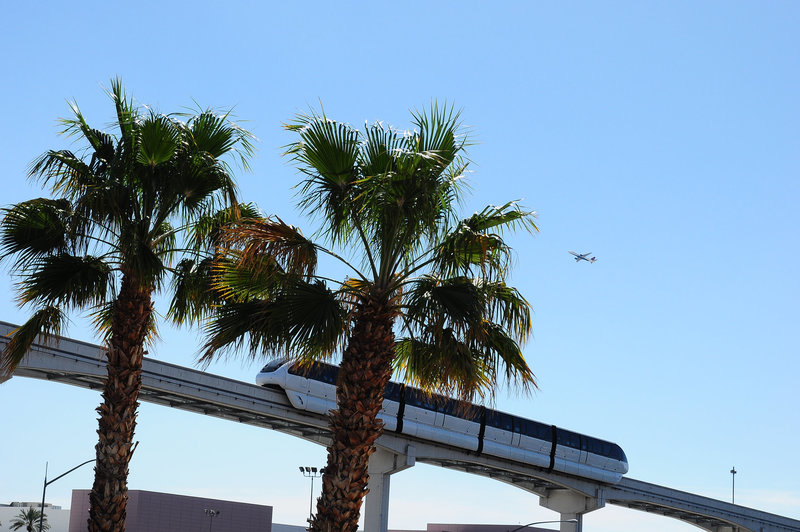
[539,489,604,532]
[363,445,416,532]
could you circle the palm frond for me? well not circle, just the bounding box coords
[88,300,116,343]
[285,110,360,184]
[199,278,345,365]
[1,306,67,373]
[168,258,216,324]
[57,99,116,170]
[29,149,97,198]
[122,238,166,291]
[0,198,73,268]
[433,202,537,278]
[169,160,236,216]
[409,101,469,160]
[285,110,361,242]
[397,272,535,400]
[466,201,538,233]
[107,77,139,152]
[434,230,510,278]
[89,298,160,348]
[396,317,536,402]
[394,336,492,402]
[184,109,257,171]
[188,203,261,250]
[136,111,179,167]
[403,275,485,336]
[149,221,178,270]
[359,121,401,177]
[199,282,345,364]
[68,176,133,230]
[481,281,533,340]
[218,217,317,279]
[17,254,111,309]
[359,105,472,277]
[212,253,283,302]
[199,300,277,363]
[271,278,346,361]
[478,321,537,390]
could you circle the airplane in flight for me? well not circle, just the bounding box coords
[569,251,597,263]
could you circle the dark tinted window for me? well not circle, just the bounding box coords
[518,419,552,441]
[612,444,627,462]
[583,437,626,461]
[384,382,404,402]
[289,362,338,384]
[486,410,514,431]
[405,388,438,411]
[259,358,287,373]
[461,405,484,423]
[556,428,582,450]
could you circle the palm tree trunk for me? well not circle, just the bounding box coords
[88,275,153,532]
[310,296,396,532]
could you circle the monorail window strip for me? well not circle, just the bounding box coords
[284,360,626,462]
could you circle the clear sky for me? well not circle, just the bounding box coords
[1,2,798,531]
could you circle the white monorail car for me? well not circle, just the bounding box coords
[256,359,628,483]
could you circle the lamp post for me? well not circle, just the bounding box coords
[38,459,95,532]
[508,518,579,532]
[203,508,220,532]
[730,466,737,504]
[299,466,323,522]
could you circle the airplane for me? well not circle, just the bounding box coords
[569,251,597,263]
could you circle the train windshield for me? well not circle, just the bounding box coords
[259,358,288,373]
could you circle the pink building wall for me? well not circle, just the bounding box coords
[69,489,272,532]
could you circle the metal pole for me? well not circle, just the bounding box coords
[730,467,737,504]
[309,474,315,520]
[508,519,579,532]
[299,466,323,522]
[38,462,48,532]
[39,459,95,532]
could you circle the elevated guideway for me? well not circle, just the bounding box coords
[2,322,798,532]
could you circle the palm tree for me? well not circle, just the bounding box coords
[0,79,253,532]
[9,507,49,532]
[193,105,537,532]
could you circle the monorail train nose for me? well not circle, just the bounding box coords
[617,446,629,474]
[260,358,289,373]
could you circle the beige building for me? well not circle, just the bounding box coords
[0,502,71,532]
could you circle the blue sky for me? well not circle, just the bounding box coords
[1,2,798,531]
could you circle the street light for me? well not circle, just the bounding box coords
[730,466,737,504]
[203,508,221,532]
[508,518,579,532]
[299,466,324,522]
[38,459,95,532]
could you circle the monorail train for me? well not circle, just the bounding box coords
[257,359,628,483]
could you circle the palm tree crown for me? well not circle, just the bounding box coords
[1,79,253,369]
[195,104,537,531]
[0,79,253,532]
[9,507,49,531]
